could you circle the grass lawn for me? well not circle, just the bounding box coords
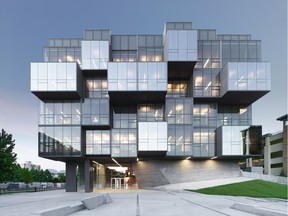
[187,180,288,199]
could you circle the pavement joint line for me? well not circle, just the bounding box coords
[0,197,56,208]
[179,197,230,216]
[136,193,140,216]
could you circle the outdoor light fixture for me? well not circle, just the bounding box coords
[112,158,122,167]
[186,156,191,160]
[136,158,139,161]
[92,160,103,166]
[211,156,217,160]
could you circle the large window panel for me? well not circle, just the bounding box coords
[86,130,110,155]
[39,126,81,156]
[138,122,167,151]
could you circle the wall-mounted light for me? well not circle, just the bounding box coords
[112,158,122,167]
[211,156,217,160]
[186,156,191,160]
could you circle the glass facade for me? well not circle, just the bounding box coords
[82,99,109,125]
[31,62,79,92]
[166,98,193,124]
[111,129,137,157]
[44,47,81,64]
[193,70,220,97]
[217,126,247,156]
[167,125,193,156]
[85,77,108,98]
[108,62,167,91]
[32,22,270,162]
[164,30,197,61]
[221,62,271,93]
[196,41,220,69]
[81,41,109,70]
[167,81,188,97]
[39,101,81,125]
[86,130,110,155]
[138,122,168,151]
[138,104,164,122]
[217,105,252,126]
[108,62,137,91]
[39,126,81,156]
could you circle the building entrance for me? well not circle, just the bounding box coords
[111,178,125,189]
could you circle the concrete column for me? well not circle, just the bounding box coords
[263,134,272,175]
[66,161,77,192]
[84,158,92,193]
[283,126,287,175]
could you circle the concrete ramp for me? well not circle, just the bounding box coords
[133,160,170,188]
[133,160,241,188]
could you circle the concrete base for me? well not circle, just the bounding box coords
[231,203,287,216]
[81,193,113,210]
[31,193,113,215]
[31,203,85,216]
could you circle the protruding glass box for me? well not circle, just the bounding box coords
[163,30,197,61]
[31,62,82,99]
[81,41,109,70]
[216,126,248,156]
[107,62,167,91]
[221,62,271,93]
[219,62,271,105]
[138,122,168,151]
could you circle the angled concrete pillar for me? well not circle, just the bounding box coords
[66,161,77,192]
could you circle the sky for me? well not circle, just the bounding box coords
[0,0,287,171]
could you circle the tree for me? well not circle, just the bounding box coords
[0,129,17,182]
[11,164,24,182]
[22,168,33,187]
[44,169,53,182]
[58,173,66,183]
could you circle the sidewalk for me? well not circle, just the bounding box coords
[0,178,287,216]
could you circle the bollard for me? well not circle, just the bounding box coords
[136,194,140,216]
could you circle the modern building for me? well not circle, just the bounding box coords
[263,114,288,176]
[21,161,41,171]
[30,22,271,192]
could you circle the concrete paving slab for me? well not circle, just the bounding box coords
[0,177,287,216]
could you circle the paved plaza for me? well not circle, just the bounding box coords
[0,178,287,216]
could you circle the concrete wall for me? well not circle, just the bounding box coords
[133,159,241,188]
[241,171,288,185]
[264,131,286,176]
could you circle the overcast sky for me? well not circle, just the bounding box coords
[0,0,287,171]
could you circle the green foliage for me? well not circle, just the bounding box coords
[7,164,56,183]
[0,129,17,182]
[58,173,66,183]
[52,177,59,183]
[22,168,33,184]
[11,164,24,182]
[44,169,53,182]
[280,168,287,177]
[29,169,53,182]
[187,180,288,199]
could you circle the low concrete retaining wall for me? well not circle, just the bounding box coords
[231,203,287,216]
[31,204,85,216]
[31,193,112,216]
[81,193,112,210]
[241,171,288,185]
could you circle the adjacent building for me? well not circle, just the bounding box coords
[21,161,41,171]
[263,114,288,176]
[30,22,271,192]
